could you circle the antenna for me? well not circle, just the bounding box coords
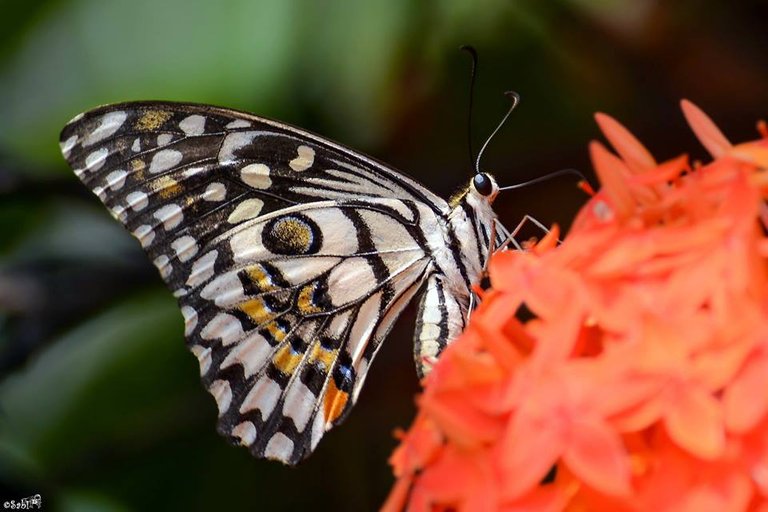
[475,91,520,174]
[499,168,591,192]
[460,45,479,175]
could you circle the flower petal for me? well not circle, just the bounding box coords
[595,112,657,172]
[664,384,726,459]
[562,417,632,497]
[681,99,732,158]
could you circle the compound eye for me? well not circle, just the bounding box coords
[473,173,493,196]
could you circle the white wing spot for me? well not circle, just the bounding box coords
[83,111,127,146]
[241,376,281,416]
[310,408,325,450]
[181,305,198,335]
[153,254,172,279]
[210,379,233,416]
[149,149,183,174]
[220,332,273,377]
[131,138,141,152]
[153,203,184,230]
[283,381,316,432]
[225,119,251,129]
[289,145,315,172]
[264,432,294,461]
[85,148,109,172]
[125,190,149,211]
[219,132,256,163]
[203,182,226,202]
[232,421,257,446]
[93,186,106,200]
[227,198,264,223]
[179,115,206,136]
[240,163,271,189]
[132,224,155,248]
[201,312,244,346]
[186,250,218,288]
[60,135,78,157]
[105,170,127,190]
[183,166,206,178]
[190,344,212,376]
[157,133,173,146]
[171,235,198,262]
[111,204,127,222]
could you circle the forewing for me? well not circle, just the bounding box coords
[59,102,437,463]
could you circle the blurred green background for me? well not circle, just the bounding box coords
[0,0,766,510]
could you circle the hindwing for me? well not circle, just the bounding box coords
[59,102,442,463]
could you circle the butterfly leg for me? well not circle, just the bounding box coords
[494,214,561,254]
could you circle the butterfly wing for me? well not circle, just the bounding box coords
[59,101,444,463]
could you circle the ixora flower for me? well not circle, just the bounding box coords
[383,101,768,512]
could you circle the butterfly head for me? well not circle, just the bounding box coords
[470,172,499,202]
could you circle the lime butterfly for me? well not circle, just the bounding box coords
[59,101,510,464]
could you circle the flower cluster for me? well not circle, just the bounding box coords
[384,101,768,511]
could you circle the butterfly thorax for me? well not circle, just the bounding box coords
[413,175,506,376]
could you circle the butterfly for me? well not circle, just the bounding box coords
[59,101,510,464]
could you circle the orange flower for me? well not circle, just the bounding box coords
[384,101,768,511]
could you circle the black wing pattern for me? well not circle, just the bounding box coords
[59,101,447,463]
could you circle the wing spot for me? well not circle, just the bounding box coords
[60,135,78,157]
[272,344,302,376]
[262,214,321,255]
[186,250,218,288]
[225,119,251,129]
[262,320,289,346]
[157,133,173,146]
[179,114,206,135]
[153,203,184,230]
[241,375,281,416]
[131,138,141,152]
[149,149,183,174]
[85,148,109,172]
[181,305,198,335]
[227,198,264,223]
[209,379,233,416]
[83,111,127,146]
[153,254,172,279]
[264,432,294,462]
[132,225,155,248]
[134,110,172,131]
[220,132,257,163]
[201,312,244,346]
[151,175,183,199]
[243,265,277,292]
[111,204,127,222]
[189,344,212,376]
[240,163,271,189]
[324,376,350,425]
[309,344,337,371]
[171,235,199,262]
[125,190,149,211]
[105,169,127,190]
[221,332,273,377]
[283,381,316,432]
[130,158,146,172]
[232,421,257,446]
[237,297,275,325]
[203,182,226,202]
[289,145,315,172]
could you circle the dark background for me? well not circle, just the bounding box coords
[1,1,766,510]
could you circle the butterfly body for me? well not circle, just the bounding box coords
[59,101,508,464]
